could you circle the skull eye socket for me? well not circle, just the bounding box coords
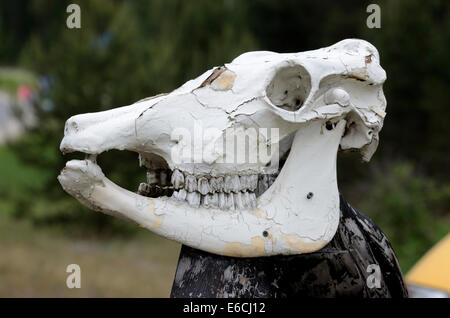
[266,64,311,111]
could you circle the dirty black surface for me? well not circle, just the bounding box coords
[170,195,408,298]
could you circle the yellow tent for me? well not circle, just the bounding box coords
[406,233,450,297]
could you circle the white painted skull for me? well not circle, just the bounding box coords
[58,39,386,257]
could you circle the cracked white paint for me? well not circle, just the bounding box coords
[58,39,387,257]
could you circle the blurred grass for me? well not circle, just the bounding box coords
[0,145,181,297]
[0,213,181,297]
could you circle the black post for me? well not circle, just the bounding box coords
[171,195,408,298]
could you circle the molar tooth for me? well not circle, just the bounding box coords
[147,171,158,185]
[239,176,249,191]
[210,193,219,208]
[138,183,150,195]
[178,189,187,200]
[210,177,224,192]
[197,177,211,195]
[230,175,240,193]
[150,185,162,197]
[202,193,217,208]
[186,192,200,207]
[218,192,226,209]
[171,169,185,189]
[249,175,258,191]
[225,193,235,210]
[249,192,257,209]
[257,174,272,194]
[185,175,197,192]
[201,195,209,207]
[234,192,244,210]
[224,175,240,193]
[242,191,251,209]
[162,186,173,197]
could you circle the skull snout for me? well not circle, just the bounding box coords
[60,104,147,154]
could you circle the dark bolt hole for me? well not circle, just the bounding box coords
[325,121,333,131]
[295,99,301,106]
[263,231,269,237]
[307,192,314,199]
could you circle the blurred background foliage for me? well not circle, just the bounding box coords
[0,0,449,295]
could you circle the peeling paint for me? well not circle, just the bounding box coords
[147,199,155,213]
[223,236,265,257]
[249,208,266,218]
[153,214,164,228]
[211,70,236,91]
[199,67,227,88]
[280,233,326,253]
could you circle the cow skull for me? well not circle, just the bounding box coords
[58,39,386,257]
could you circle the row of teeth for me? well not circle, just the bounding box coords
[173,190,257,210]
[170,169,259,194]
[137,169,261,210]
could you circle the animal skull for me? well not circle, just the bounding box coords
[58,39,386,257]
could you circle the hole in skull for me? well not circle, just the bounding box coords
[266,64,311,112]
[325,121,334,131]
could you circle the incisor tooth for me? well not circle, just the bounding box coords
[185,175,197,192]
[198,177,211,195]
[171,169,185,189]
[186,191,200,207]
